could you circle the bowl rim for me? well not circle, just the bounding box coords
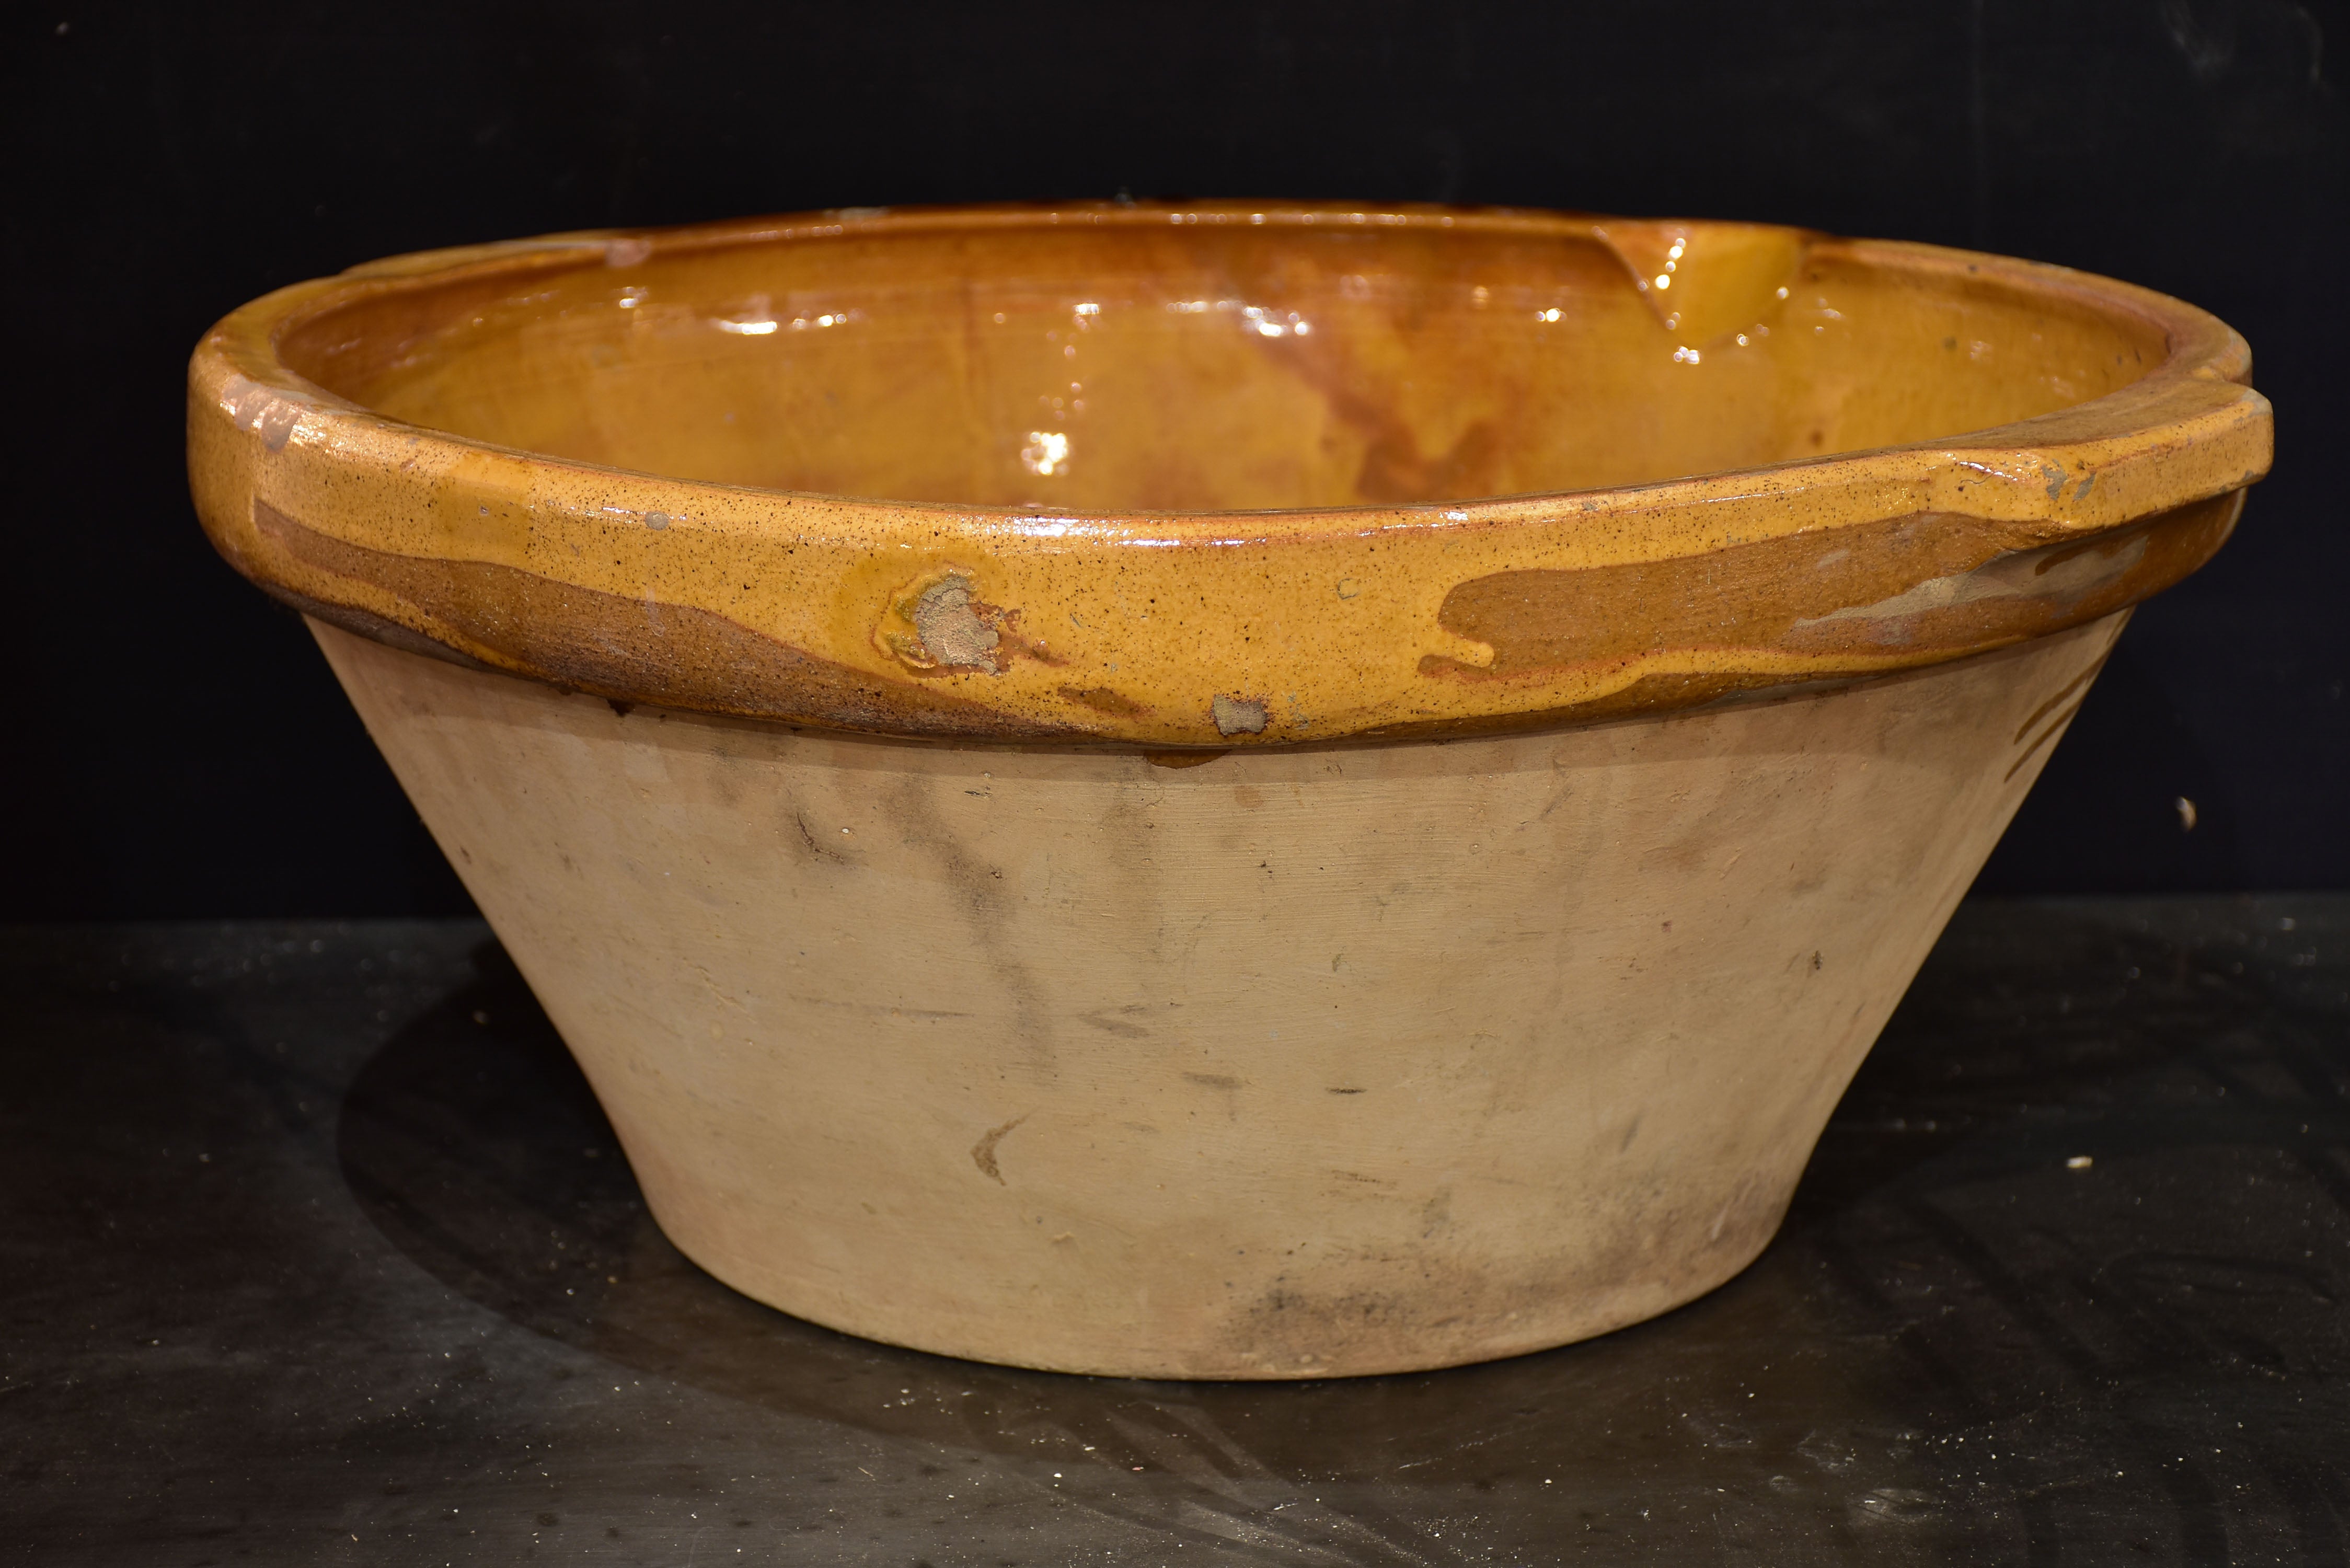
[187,200,2273,748]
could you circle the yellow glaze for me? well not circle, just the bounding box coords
[188,202,2271,746]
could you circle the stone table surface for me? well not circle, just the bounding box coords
[3,896,2347,1565]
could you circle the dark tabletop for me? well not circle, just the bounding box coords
[4,896,2347,1565]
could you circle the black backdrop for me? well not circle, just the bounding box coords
[5,1,2342,918]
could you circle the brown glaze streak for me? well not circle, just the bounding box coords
[1058,685,1152,717]
[1251,229,1621,504]
[188,203,2271,745]
[250,501,1088,740]
[1426,492,2239,681]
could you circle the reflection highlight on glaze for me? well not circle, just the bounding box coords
[1163,298,1311,336]
[314,206,2225,526]
[1022,431,1072,477]
[710,296,859,336]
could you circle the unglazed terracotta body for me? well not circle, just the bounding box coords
[189,203,2269,1377]
[319,613,2114,1377]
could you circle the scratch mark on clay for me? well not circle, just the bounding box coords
[971,1112,1031,1185]
[887,774,1056,1070]
[782,994,972,1020]
[2005,696,2088,781]
[792,810,856,866]
[2012,647,2115,742]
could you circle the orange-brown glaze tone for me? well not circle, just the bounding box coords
[188,203,2269,746]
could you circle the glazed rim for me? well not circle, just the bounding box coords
[187,201,2272,748]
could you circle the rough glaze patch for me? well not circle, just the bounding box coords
[896,569,1000,671]
[1212,694,1270,736]
[876,567,1055,677]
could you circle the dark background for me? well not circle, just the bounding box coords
[4,1,2342,919]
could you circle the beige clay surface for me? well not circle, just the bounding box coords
[314,611,2123,1378]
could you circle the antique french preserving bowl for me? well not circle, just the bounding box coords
[188,202,2270,1378]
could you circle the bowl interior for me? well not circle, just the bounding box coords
[280,214,2169,513]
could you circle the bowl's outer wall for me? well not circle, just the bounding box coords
[187,205,2269,751]
[312,611,2125,1378]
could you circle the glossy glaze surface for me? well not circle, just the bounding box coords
[290,219,2154,510]
[188,203,2268,748]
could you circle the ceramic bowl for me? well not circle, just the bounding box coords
[189,203,2270,1378]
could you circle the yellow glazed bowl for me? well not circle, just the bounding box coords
[190,203,2270,1377]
